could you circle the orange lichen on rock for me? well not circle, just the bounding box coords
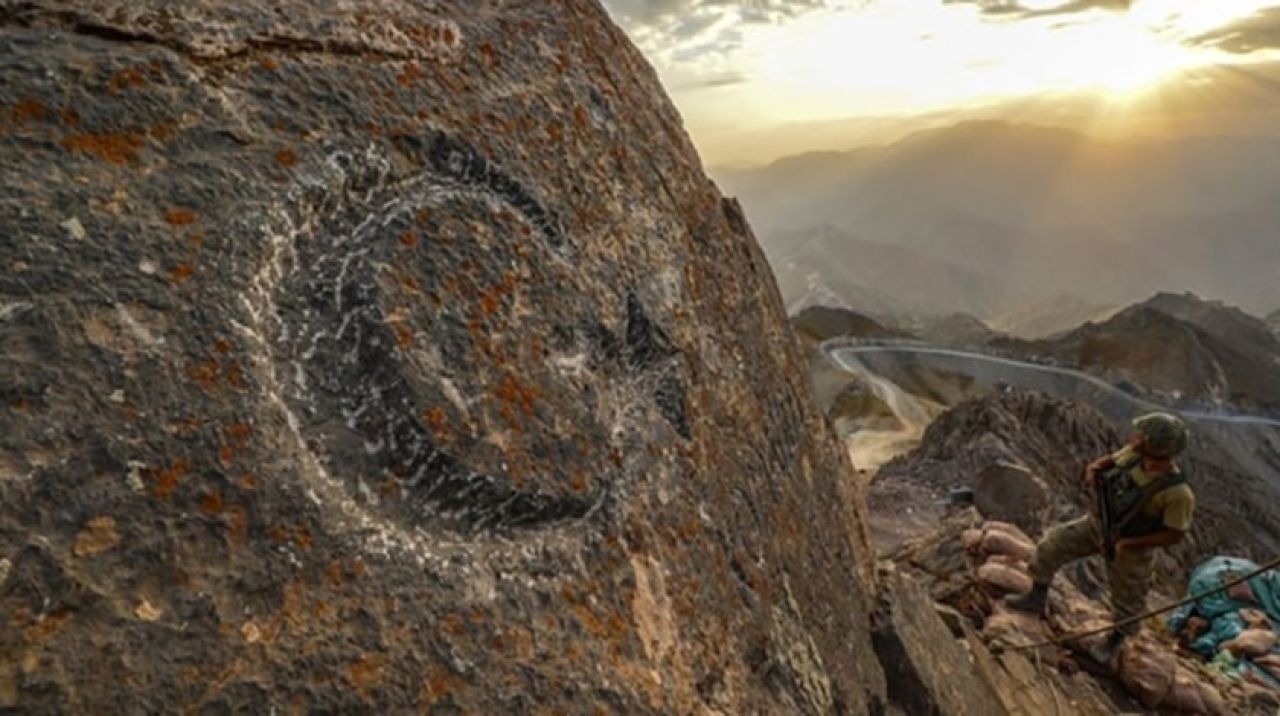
[479,43,500,69]
[392,322,414,347]
[63,132,145,164]
[423,407,448,432]
[395,62,424,87]
[496,374,538,419]
[226,505,249,546]
[420,669,462,704]
[227,423,252,444]
[151,459,189,501]
[274,148,298,167]
[200,491,225,516]
[478,272,518,317]
[165,210,198,226]
[348,655,386,701]
[187,360,220,389]
[108,67,148,95]
[13,99,48,124]
[169,263,195,283]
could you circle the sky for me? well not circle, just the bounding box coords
[601,0,1280,164]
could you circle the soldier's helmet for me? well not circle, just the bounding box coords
[1132,412,1189,458]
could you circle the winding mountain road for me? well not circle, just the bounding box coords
[826,343,1280,429]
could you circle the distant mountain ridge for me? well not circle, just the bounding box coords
[998,293,1280,409]
[714,120,1280,315]
[768,225,1027,321]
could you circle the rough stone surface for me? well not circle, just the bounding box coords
[0,2,886,712]
[871,566,1009,716]
[972,462,1048,533]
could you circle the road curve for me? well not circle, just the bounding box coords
[825,343,1280,429]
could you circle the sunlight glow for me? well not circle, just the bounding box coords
[754,0,1219,116]
[611,0,1280,163]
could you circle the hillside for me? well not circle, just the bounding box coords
[768,225,1020,319]
[1001,293,1280,408]
[791,305,905,342]
[714,121,1280,315]
[988,294,1119,340]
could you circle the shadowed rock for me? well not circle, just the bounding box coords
[0,1,886,712]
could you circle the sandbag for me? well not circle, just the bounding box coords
[987,554,1029,573]
[1224,628,1278,657]
[978,562,1033,595]
[1161,671,1205,713]
[1196,680,1228,716]
[980,530,1035,563]
[983,521,1032,544]
[1257,654,1280,682]
[1119,636,1176,708]
[1228,579,1257,604]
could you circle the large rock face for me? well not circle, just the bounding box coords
[0,2,884,712]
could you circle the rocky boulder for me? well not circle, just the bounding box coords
[0,1,885,712]
[791,304,905,343]
[971,463,1048,533]
[872,566,1008,716]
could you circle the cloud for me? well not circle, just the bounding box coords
[602,0,827,93]
[605,0,826,28]
[673,73,752,90]
[1191,7,1280,54]
[945,0,1130,20]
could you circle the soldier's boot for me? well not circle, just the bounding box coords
[1086,631,1127,666]
[1003,583,1049,615]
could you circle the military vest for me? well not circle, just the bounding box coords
[1101,456,1187,538]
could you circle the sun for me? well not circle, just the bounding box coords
[751,0,1216,119]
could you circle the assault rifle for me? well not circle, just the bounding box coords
[1094,470,1118,562]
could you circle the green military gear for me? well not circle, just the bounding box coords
[1104,445,1195,534]
[1086,631,1128,665]
[1028,515,1155,636]
[1101,455,1189,538]
[1132,411,1189,458]
[1004,583,1049,615]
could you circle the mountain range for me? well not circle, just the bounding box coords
[714,120,1280,317]
[999,293,1280,410]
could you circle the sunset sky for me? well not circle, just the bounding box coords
[602,1,1280,164]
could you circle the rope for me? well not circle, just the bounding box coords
[1006,553,1280,652]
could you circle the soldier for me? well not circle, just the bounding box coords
[1006,412,1194,663]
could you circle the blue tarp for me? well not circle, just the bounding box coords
[1166,556,1280,687]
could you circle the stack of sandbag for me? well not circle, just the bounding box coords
[962,521,1036,595]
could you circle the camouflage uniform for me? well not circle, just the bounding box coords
[1028,515,1156,636]
[1028,412,1194,636]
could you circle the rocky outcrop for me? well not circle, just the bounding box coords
[871,566,1008,715]
[971,463,1048,534]
[995,293,1280,409]
[874,388,1280,586]
[792,304,905,343]
[0,2,887,711]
